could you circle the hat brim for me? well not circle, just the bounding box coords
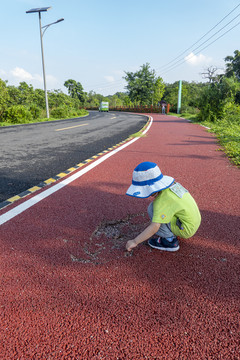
[126,176,175,198]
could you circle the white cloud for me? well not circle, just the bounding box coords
[11,67,34,81]
[185,52,212,66]
[8,67,58,89]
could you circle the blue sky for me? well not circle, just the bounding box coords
[0,0,239,95]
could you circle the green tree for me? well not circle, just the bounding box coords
[85,91,106,108]
[163,81,206,112]
[184,82,207,108]
[109,94,118,107]
[198,76,240,122]
[225,50,240,80]
[122,94,132,107]
[64,79,85,104]
[32,88,45,109]
[152,77,165,105]
[124,63,156,105]
[7,84,45,109]
[18,82,35,105]
[163,81,187,111]
[107,92,133,107]
[0,79,9,118]
[48,89,75,109]
[7,85,21,106]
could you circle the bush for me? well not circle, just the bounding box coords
[50,106,88,119]
[181,106,199,114]
[50,105,69,119]
[3,105,33,124]
[29,104,41,119]
[223,103,240,124]
[198,77,240,122]
[77,108,88,116]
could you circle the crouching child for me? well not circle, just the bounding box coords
[125,162,201,252]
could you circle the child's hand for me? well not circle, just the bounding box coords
[126,239,138,252]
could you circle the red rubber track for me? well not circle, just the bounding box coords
[1,114,239,359]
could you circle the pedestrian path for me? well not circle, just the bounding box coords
[1,114,239,359]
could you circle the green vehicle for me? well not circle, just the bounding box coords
[99,101,109,112]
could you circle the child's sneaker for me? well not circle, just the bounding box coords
[148,236,179,252]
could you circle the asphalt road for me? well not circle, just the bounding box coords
[0,111,147,202]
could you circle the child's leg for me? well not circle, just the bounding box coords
[147,202,175,239]
[147,202,180,251]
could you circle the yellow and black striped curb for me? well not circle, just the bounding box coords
[0,116,150,211]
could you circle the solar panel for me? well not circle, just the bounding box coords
[26,7,51,13]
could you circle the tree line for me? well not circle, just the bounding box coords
[120,51,240,123]
[0,80,88,124]
[0,50,240,124]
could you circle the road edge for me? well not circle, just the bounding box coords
[0,115,151,213]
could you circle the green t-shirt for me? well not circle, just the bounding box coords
[152,183,201,239]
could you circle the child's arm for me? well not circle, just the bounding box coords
[126,222,160,251]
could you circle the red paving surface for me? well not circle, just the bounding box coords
[0,114,240,359]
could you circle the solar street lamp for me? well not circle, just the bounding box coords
[42,18,64,36]
[26,7,64,118]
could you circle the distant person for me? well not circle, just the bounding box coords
[162,104,166,114]
[125,162,201,252]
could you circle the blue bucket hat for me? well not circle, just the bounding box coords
[126,162,174,198]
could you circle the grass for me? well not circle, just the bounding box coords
[200,120,240,166]
[0,112,89,127]
[169,112,240,167]
[129,130,147,138]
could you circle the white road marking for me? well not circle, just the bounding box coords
[0,117,152,225]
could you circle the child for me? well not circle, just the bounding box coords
[125,162,201,252]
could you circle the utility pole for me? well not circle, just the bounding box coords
[177,80,182,114]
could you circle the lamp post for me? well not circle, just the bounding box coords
[26,7,64,118]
